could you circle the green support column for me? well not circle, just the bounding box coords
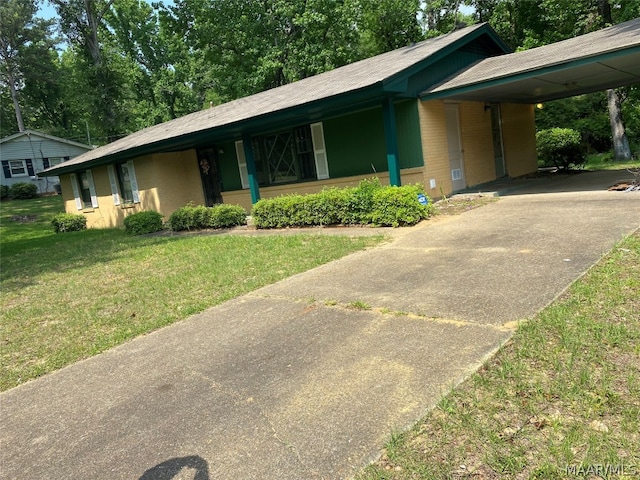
[242,133,261,204]
[383,97,401,186]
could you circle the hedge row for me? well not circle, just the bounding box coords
[1,182,38,200]
[51,178,433,234]
[252,178,433,228]
[168,203,247,231]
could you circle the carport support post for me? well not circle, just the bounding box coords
[242,133,261,204]
[383,97,401,186]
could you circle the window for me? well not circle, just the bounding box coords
[235,122,329,188]
[70,170,98,210]
[1,159,34,178]
[116,163,134,203]
[9,160,27,176]
[107,161,139,206]
[44,157,67,168]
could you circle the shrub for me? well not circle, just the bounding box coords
[52,213,87,233]
[123,210,164,235]
[251,178,433,229]
[0,185,9,199]
[168,203,247,231]
[9,182,38,199]
[371,185,433,227]
[207,204,247,229]
[536,128,587,170]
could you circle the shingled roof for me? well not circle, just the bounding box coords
[43,23,502,175]
[424,17,640,103]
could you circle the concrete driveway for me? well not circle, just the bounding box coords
[1,169,638,480]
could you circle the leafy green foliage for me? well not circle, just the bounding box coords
[536,128,587,169]
[1,185,9,199]
[123,210,164,235]
[168,203,246,231]
[51,212,87,233]
[8,182,38,199]
[251,178,433,229]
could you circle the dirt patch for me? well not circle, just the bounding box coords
[10,215,38,223]
[432,195,498,216]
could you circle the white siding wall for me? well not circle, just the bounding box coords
[0,133,91,194]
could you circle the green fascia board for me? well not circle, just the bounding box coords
[382,24,511,94]
[421,45,640,102]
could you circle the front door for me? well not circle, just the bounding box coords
[490,104,506,178]
[445,103,465,192]
[197,147,223,206]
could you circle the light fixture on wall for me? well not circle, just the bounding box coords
[536,103,544,109]
[484,103,492,112]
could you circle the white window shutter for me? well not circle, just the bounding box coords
[235,140,249,189]
[107,165,121,205]
[86,170,98,208]
[127,160,140,203]
[311,122,329,180]
[70,173,82,210]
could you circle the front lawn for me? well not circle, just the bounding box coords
[0,196,384,391]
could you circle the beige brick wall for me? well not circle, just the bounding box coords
[501,103,538,178]
[60,150,205,229]
[418,100,452,197]
[419,100,537,197]
[223,167,426,211]
[459,102,495,187]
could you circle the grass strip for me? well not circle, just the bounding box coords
[359,232,640,479]
[1,197,384,391]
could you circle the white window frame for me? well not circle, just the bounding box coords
[8,160,28,177]
[70,170,98,210]
[108,161,140,206]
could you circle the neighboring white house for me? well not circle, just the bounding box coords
[0,130,93,194]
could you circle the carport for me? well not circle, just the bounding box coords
[422,17,640,103]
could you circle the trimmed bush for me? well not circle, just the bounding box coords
[371,185,433,227]
[9,182,38,199]
[168,203,247,231]
[123,210,164,235]
[251,178,433,229]
[1,185,9,199]
[536,128,587,170]
[52,213,87,233]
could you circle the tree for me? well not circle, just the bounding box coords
[360,0,423,54]
[0,0,55,132]
[52,0,128,143]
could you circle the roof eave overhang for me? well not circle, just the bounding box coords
[42,82,393,177]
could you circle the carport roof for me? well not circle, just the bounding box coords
[423,17,640,103]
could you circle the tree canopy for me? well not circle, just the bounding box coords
[0,0,637,155]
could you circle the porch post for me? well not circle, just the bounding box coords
[383,97,401,186]
[242,133,261,203]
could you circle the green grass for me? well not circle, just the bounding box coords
[358,233,640,479]
[584,152,639,171]
[0,197,385,391]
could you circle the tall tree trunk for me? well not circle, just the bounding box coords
[607,89,631,161]
[7,68,25,131]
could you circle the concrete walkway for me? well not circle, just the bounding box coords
[1,170,638,480]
